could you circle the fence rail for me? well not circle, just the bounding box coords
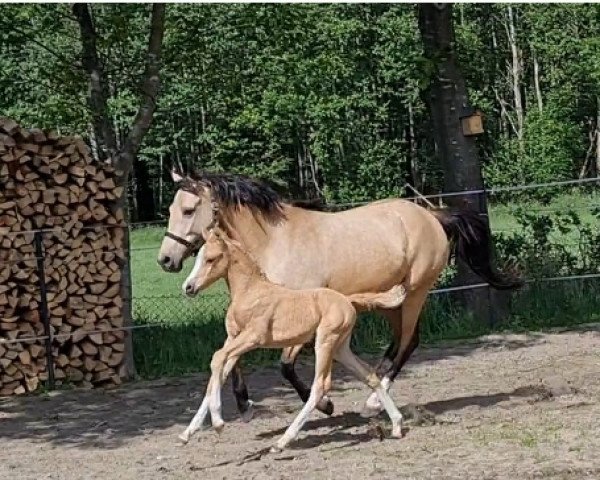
[1,175,599,389]
[2,271,599,348]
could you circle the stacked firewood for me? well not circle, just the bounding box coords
[0,117,128,395]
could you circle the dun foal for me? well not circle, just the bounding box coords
[180,227,407,451]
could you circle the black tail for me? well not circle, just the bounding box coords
[432,209,523,290]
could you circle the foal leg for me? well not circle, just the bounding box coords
[272,335,336,452]
[363,288,429,416]
[208,332,259,433]
[281,344,335,416]
[179,377,213,443]
[335,337,403,438]
[179,336,255,443]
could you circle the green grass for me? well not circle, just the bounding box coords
[130,192,600,378]
[489,190,599,240]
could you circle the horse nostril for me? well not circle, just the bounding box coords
[185,283,195,295]
[162,256,171,265]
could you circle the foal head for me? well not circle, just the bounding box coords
[183,227,266,296]
[182,228,231,296]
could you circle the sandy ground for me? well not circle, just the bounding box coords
[1,325,599,480]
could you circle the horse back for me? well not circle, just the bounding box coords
[261,199,448,294]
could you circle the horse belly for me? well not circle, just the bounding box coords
[323,220,408,294]
[326,246,407,294]
[263,234,407,295]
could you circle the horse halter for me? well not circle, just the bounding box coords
[163,197,220,257]
[163,231,202,256]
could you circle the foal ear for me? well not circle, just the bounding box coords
[171,168,184,183]
[212,227,224,239]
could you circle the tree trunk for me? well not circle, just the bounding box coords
[74,3,167,378]
[418,3,500,325]
[596,97,600,177]
[158,153,164,214]
[533,49,543,113]
[72,4,118,162]
[406,101,421,190]
[133,156,155,221]
[506,5,524,142]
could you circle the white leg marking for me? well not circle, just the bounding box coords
[180,394,210,443]
[272,386,321,452]
[182,245,205,294]
[363,376,391,416]
[209,356,239,432]
[374,385,403,438]
[335,346,402,434]
[208,373,225,433]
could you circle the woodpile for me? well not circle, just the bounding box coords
[0,117,128,395]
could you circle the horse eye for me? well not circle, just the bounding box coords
[182,209,195,217]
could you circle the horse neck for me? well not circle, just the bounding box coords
[218,204,280,257]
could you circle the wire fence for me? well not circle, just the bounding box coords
[1,176,599,387]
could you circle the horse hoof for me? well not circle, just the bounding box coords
[240,400,255,423]
[213,421,225,434]
[178,432,190,444]
[391,425,404,439]
[270,444,284,454]
[317,396,334,416]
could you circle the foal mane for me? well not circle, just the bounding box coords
[219,233,269,281]
[180,171,283,217]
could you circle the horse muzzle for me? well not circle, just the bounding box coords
[157,254,183,273]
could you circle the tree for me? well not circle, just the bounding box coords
[73,3,166,376]
[418,3,496,322]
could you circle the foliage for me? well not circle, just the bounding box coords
[486,107,583,187]
[4,5,599,218]
[493,202,600,277]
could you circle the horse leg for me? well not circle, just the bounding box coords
[362,287,429,416]
[362,308,403,416]
[373,308,403,377]
[280,344,335,416]
[231,360,255,422]
[335,336,403,438]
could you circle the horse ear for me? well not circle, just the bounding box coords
[171,168,184,183]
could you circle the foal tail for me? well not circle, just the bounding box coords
[347,285,407,312]
[431,209,523,290]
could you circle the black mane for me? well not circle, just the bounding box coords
[181,171,283,215]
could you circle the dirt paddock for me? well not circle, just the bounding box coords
[1,326,599,479]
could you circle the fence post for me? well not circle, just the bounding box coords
[478,189,495,327]
[34,231,55,390]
